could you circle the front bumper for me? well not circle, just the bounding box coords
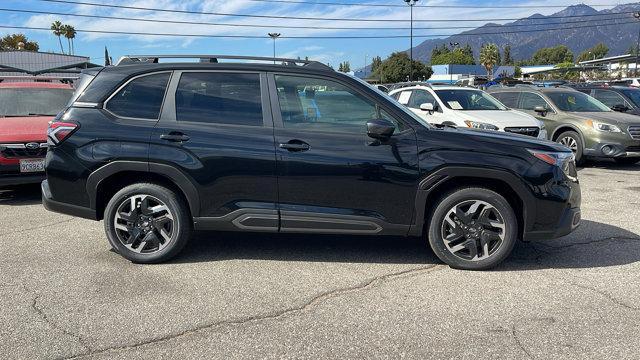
[583,141,640,158]
[41,180,97,220]
[523,206,581,241]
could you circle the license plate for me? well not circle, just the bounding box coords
[19,158,45,173]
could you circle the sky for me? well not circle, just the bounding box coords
[0,0,627,69]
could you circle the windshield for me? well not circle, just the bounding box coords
[350,75,432,128]
[622,89,640,107]
[0,88,74,117]
[434,89,507,111]
[546,91,611,112]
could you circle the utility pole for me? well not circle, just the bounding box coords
[404,0,419,81]
[268,33,281,64]
[364,54,369,78]
[449,42,459,84]
[635,12,640,77]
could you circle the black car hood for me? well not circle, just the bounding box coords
[438,126,568,152]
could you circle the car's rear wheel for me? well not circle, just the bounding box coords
[428,187,517,270]
[556,131,584,165]
[614,157,640,166]
[104,183,191,263]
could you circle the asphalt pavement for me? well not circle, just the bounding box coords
[1,162,639,359]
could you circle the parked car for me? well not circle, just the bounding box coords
[489,87,640,165]
[571,85,640,116]
[389,85,547,139]
[42,55,581,270]
[0,80,74,188]
[610,78,640,87]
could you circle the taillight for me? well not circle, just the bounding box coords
[47,121,78,145]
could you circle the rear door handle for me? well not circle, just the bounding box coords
[160,133,190,142]
[279,140,310,152]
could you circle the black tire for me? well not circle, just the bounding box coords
[104,183,192,263]
[614,157,640,166]
[428,187,518,271]
[556,131,584,165]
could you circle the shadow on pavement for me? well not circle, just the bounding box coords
[0,184,42,206]
[175,220,639,270]
[578,158,640,172]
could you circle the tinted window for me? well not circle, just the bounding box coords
[520,92,550,110]
[491,92,518,108]
[408,90,437,109]
[546,91,611,112]
[275,75,401,132]
[107,73,170,119]
[622,89,640,107]
[434,90,506,110]
[593,89,627,108]
[0,88,73,117]
[175,72,263,126]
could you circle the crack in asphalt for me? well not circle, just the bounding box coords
[568,281,639,311]
[22,285,91,355]
[64,264,445,359]
[0,218,75,238]
[511,323,534,359]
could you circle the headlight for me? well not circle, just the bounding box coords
[464,120,499,130]
[527,149,577,180]
[588,120,622,133]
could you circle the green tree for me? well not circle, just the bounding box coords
[50,20,65,54]
[431,44,450,60]
[431,48,475,65]
[531,45,574,64]
[514,66,522,78]
[371,56,382,73]
[461,44,474,59]
[555,62,579,81]
[628,44,639,55]
[0,34,39,51]
[342,61,350,72]
[502,45,513,65]
[577,43,608,62]
[373,52,433,83]
[479,43,500,78]
[62,24,76,55]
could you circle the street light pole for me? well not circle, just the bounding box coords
[449,42,459,84]
[268,32,281,64]
[404,0,419,81]
[635,12,640,77]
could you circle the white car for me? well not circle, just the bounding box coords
[389,85,548,139]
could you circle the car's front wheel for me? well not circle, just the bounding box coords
[556,131,584,165]
[428,187,517,270]
[104,183,192,263]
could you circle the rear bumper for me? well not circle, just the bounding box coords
[41,180,97,220]
[0,173,45,187]
[523,206,581,241]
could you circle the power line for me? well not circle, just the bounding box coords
[0,7,628,31]
[244,0,621,8]
[33,0,639,23]
[1,20,636,39]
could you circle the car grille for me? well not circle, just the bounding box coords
[0,143,47,158]
[629,125,640,140]
[504,127,540,138]
[626,145,640,152]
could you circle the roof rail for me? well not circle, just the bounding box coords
[116,54,332,70]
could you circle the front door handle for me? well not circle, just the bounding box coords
[279,140,310,152]
[160,132,190,142]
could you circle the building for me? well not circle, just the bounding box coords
[429,64,515,84]
[0,50,99,82]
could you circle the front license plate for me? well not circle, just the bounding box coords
[19,158,45,173]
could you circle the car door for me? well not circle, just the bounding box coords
[592,89,632,112]
[268,73,420,235]
[407,89,445,125]
[517,92,560,133]
[150,70,278,230]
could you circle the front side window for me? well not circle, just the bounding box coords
[0,88,73,117]
[593,89,628,108]
[491,92,518,108]
[275,75,401,132]
[520,92,551,110]
[546,91,611,112]
[433,90,506,111]
[622,89,640,107]
[408,90,437,109]
[106,73,170,119]
[175,72,263,126]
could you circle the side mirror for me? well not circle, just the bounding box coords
[611,104,629,112]
[534,105,548,117]
[420,102,435,112]
[367,119,396,140]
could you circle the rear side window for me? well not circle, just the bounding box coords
[106,73,170,119]
[593,89,628,108]
[408,90,437,109]
[175,72,263,126]
[491,92,518,108]
[520,92,550,110]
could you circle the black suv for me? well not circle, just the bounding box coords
[571,85,640,116]
[42,55,581,270]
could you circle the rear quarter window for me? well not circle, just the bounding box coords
[105,72,170,119]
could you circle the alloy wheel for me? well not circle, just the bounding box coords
[559,136,578,152]
[113,194,174,254]
[440,200,506,261]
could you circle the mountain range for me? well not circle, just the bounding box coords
[407,2,640,64]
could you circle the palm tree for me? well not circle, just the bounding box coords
[62,25,76,55]
[479,43,500,79]
[50,21,65,54]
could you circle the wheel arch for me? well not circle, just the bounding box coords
[551,124,585,144]
[410,167,535,240]
[86,161,200,220]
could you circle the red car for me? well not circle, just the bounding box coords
[0,81,74,188]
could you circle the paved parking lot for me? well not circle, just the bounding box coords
[1,162,639,360]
